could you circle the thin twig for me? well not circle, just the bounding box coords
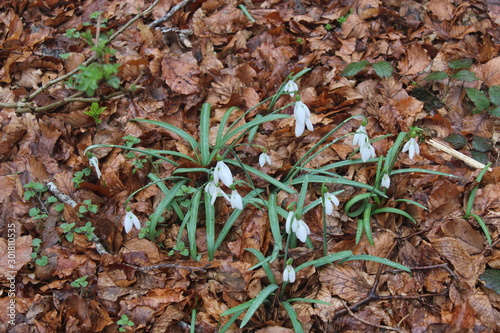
[428,138,492,171]
[340,298,403,333]
[46,181,109,255]
[149,0,193,28]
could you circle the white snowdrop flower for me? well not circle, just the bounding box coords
[295,219,310,242]
[283,80,299,97]
[324,192,340,215]
[352,125,368,147]
[360,140,376,162]
[283,264,296,283]
[294,101,313,137]
[214,161,233,187]
[124,210,141,233]
[89,156,102,179]
[402,137,420,160]
[230,190,243,210]
[205,181,229,205]
[259,152,271,167]
[381,173,391,189]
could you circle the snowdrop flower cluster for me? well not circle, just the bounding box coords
[323,192,340,215]
[283,80,298,97]
[259,152,271,167]
[282,264,296,283]
[285,211,310,242]
[205,161,243,210]
[353,124,376,162]
[402,137,420,159]
[89,156,102,179]
[124,209,141,233]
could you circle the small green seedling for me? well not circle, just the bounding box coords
[117,315,135,332]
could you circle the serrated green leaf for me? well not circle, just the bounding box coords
[489,106,500,117]
[472,135,493,152]
[472,151,489,165]
[489,86,500,106]
[425,71,449,81]
[452,70,479,82]
[448,58,472,69]
[444,133,468,149]
[466,88,490,111]
[479,269,500,294]
[372,61,393,78]
[341,60,370,77]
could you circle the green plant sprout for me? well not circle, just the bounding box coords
[31,238,48,267]
[78,199,98,217]
[84,102,107,124]
[70,275,89,288]
[72,168,92,187]
[60,222,77,242]
[24,181,64,219]
[74,222,96,241]
[117,315,135,332]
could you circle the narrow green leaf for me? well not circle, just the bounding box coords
[240,284,278,328]
[470,213,492,245]
[188,190,202,260]
[224,160,296,194]
[394,199,428,210]
[340,254,411,273]
[199,103,211,166]
[286,298,331,305]
[218,310,245,333]
[281,301,304,333]
[205,190,215,260]
[221,302,252,316]
[132,119,198,151]
[425,71,449,81]
[363,203,373,245]
[448,58,472,69]
[452,70,479,82]
[372,61,393,78]
[268,193,283,250]
[372,207,416,223]
[245,248,277,284]
[295,251,353,272]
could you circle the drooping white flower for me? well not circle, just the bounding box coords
[352,125,369,147]
[214,161,233,187]
[294,101,313,137]
[259,152,271,167]
[205,181,229,205]
[283,264,296,283]
[295,219,310,242]
[402,137,420,160]
[89,156,102,179]
[381,173,391,189]
[124,210,141,233]
[324,192,340,215]
[360,140,376,162]
[230,190,243,210]
[283,80,299,97]
[285,211,295,234]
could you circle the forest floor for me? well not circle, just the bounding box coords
[1,0,500,332]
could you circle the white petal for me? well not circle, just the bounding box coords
[89,156,102,179]
[124,211,140,233]
[283,80,299,97]
[259,153,271,167]
[295,120,305,137]
[283,265,296,283]
[214,161,233,187]
[381,173,391,189]
[305,118,313,131]
[326,193,340,207]
[296,220,310,242]
[324,199,333,215]
[360,141,376,162]
[230,190,243,210]
[294,101,308,124]
[353,125,368,147]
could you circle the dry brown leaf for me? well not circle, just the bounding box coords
[319,263,372,303]
[161,52,200,95]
